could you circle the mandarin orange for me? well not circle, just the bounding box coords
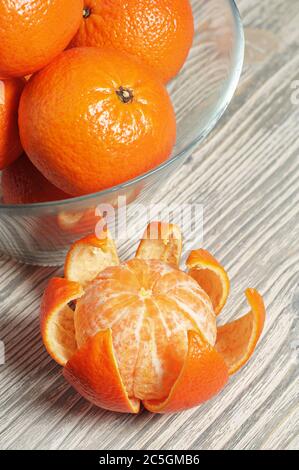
[0,0,83,78]
[70,0,194,83]
[41,223,266,413]
[0,77,25,170]
[19,47,176,196]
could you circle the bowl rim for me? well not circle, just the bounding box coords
[0,0,244,213]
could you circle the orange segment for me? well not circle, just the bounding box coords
[186,249,230,315]
[136,222,182,266]
[40,277,84,366]
[143,330,229,413]
[19,47,176,196]
[63,329,140,413]
[64,232,119,287]
[215,289,266,375]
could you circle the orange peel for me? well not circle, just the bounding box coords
[64,231,119,287]
[136,221,182,266]
[186,249,230,315]
[63,329,140,413]
[40,277,83,366]
[143,330,229,413]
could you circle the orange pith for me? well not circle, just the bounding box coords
[0,0,83,78]
[74,258,216,401]
[0,78,25,170]
[18,47,177,196]
[64,232,120,287]
[40,223,266,414]
[70,0,194,83]
[136,222,182,266]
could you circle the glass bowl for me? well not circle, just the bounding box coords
[0,0,244,266]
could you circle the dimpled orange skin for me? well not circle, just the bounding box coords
[70,0,194,84]
[19,47,177,196]
[0,78,25,170]
[0,0,83,78]
[1,154,70,204]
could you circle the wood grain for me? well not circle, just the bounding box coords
[0,0,298,450]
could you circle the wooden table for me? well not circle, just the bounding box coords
[0,0,298,450]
